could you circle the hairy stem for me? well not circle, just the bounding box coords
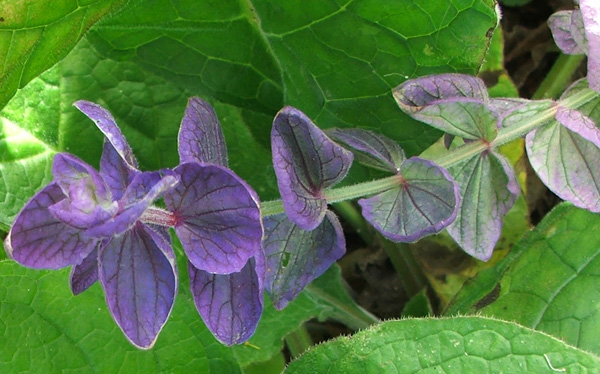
[260,87,599,217]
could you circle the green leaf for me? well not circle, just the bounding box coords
[446,203,600,356]
[0,260,242,373]
[0,0,129,110]
[284,317,600,373]
[232,264,378,367]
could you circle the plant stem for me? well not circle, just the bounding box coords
[259,87,599,216]
[383,242,426,297]
[331,201,375,244]
[284,325,313,358]
[532,54,585,100]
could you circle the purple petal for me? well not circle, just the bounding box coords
[581,0,600,91]
[548,10,587,55]
[73,100,138,168]
[359,157,459,242]
[178,97,228,167]
[272,107,353,230]
[263,211,346,309]
[526,122,600,212]
[70,245,100,295]
[100,140,136,201]
[393,74,489,108]
[99,222,177,349]
[52,153,111,202]
[555,105,600,148]
[447,152,520,261]
[6,183,98,269]
[164,162,262,274]
[189,253,265,345]
[328,128,405,173]
[85,171,179,238]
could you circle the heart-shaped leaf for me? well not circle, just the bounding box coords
[548,10,587,55]
[393,74,498,140]
[447,151,519,261]
[359,157,459,242]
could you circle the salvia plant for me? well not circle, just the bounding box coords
[2,0,600,372]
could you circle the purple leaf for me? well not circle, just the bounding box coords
[178,97,228,167]
[447,152,519,261]
[272,107,353,230]
[85,171,179,238]
[548,10,587,55]
[100,140,136,201]
[6,183,98,269]
[189,253,265,345]
[49,153,117,229]
[70,246,99,295]
[393,74,497,140]
[74,100,138,168]
[263,211,346,309]
[99,222,177,349]
[328,128,405,173]
[580,0,600,92]
[495,100,555,128]
[526,122,600,212]
[359,157,459,242]
[164,162,262,274]
[555,105,600,148]
[393,74,489,107]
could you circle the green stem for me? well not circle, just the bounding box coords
[284,325,313,358]
[383,242,426,297]
[259,87,598,216]
[532,54,585,100]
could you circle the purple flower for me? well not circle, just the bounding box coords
[5,101,180,349]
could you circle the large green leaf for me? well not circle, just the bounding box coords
[446,203,600,355]
[0,260,242,373]
[0,0,129,110]
[284,317,600,373]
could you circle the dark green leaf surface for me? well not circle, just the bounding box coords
[0,260,242,373]
[446,203,600,356]
[0,0,129,109]
[284,317,600,373]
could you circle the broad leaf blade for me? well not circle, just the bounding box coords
[447,151,519,261]
[284,317,600,373]
[359,157,459,242]
[448,203,600,356]
[548,10,587,55]
[0,260,242,373]
[263,212,346,309]
[0,0,129,109]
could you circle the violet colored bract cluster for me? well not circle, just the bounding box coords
[4,98,349,348]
